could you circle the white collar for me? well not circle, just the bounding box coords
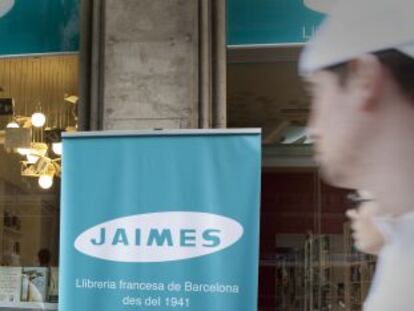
[374,211,414,243]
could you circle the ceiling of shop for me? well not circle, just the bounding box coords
[227,46,310,144]
[0,55,79,194]
[0,55,79,130]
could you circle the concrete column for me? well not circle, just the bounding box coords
[102,0,200,130]
[211,0,227,128]
[79,0,228,130]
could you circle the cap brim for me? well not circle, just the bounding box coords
[299,0,414,76]
[397,42,414,59]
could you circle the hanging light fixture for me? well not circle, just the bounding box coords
[38,159,57,189]
[31,112,46,128]
[38,174,54,189]
[17,148,31,156]
[6,121,19,128]
[52,142,62,155]
[26,154,40,164]
[1,56,78,190]
[17,142,48,160]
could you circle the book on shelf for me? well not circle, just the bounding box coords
[0,267,22,303]
[21,267,49,303]
[48,267,59,303]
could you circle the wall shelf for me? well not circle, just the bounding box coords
[3,228,22,236]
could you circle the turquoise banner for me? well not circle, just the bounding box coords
[0,0,79,56]
[60,130,262,311]
[227,0,327,45]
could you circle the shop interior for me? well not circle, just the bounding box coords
[0,54,79,307]
[227,46,376,311]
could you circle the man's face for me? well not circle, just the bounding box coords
[306,70,370,188]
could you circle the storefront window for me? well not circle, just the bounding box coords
[0,55,78,309]
[228,49,376,310]
[259,170,376,311]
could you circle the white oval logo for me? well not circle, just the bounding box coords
[74,212,244,263]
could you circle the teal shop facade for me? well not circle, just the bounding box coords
[0,2,331,311]
[0,0,80,57]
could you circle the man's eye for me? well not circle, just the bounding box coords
[303,82,316,97]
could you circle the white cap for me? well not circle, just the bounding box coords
[299,0,414,75]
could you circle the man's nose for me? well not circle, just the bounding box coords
[305,125,318,144]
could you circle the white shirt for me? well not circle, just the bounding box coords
[364,212,414,311]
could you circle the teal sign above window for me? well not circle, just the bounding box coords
[0,0,80,56]
[227,0,328,46]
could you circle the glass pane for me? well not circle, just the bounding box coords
[320,183,377,311]
[0,55,79,309]
[260,170,318,311]
[227,56,377,310]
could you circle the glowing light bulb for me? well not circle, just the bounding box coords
[6,121,19,128]
[31,112,46,127]
[52,142,62,156]
[38,175,53,189]
[26,154,40,164]
[17,148,31,156]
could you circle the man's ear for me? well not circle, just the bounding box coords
[346,55,385,112]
